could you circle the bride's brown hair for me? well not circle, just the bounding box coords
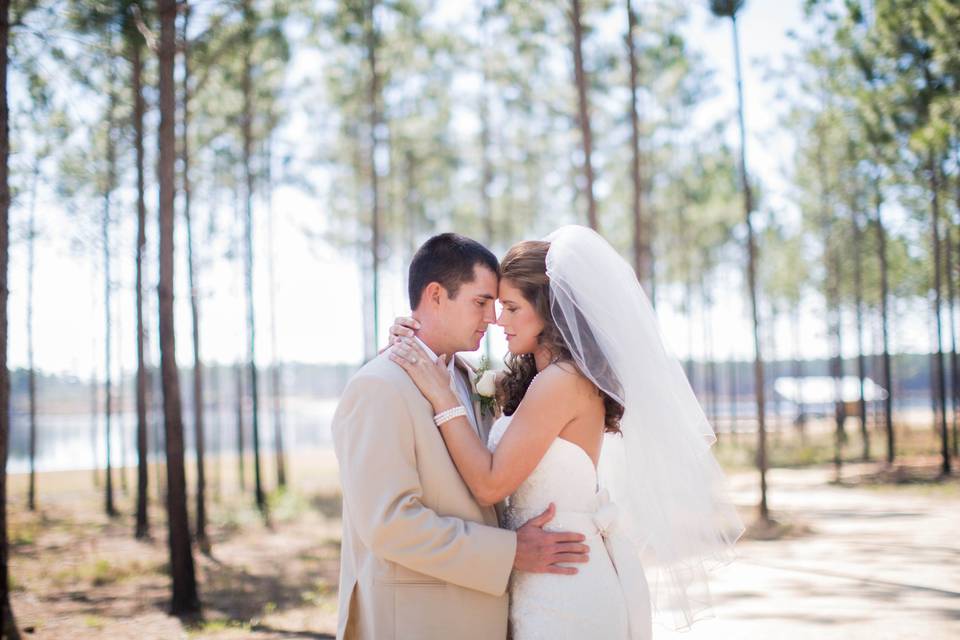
[497,240,623,434]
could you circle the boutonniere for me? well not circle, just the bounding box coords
[471,356,499,418]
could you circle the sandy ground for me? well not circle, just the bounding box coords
[7,445,960,639]
[657,462,960,640]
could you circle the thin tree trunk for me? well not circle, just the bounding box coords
[928,153,951,475]
[872,169,895,464]
[210,365,222,501]
[26,166,37,511]
[944,216,958,461]
[954,143,960,458]
[0,1,20,632]
[235,362,245,492]
[241,0,265,514]
[626,0,647,285]
[181,5,208,551]
[852,196,869,461]
[791,304,806,443]
[570,0,597,231]
[132,21,150,540]
[729,357,739,443]
[479,6,494,250]
[730,13,769,520]
[157,0,200,614]
[365,0,382,359]
[829,248,846,482]
[702,273,718,426]
[265,133,286,489]
[103,64,117,518]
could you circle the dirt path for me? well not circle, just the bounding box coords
[10,483,343,639]
[656,464,960,639]
[9,459,958,639]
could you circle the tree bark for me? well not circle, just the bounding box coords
[157,0,200,615]
[729,12,769,520]
[181,4,208,551]
[132,15,150,540]
[626,0,648,286]
[851,194,869,461]
[0,1,21,633]
[103,63,117,518]
[264,133,286,489]
[365,0,382,359]
[570,0,598,231]
[871,170,895,464]
[235,362,245,492]
[26,166,37,511]
[928,153,951,475]
[241,0,265,514]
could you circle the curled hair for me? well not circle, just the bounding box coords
[496,241,623,434]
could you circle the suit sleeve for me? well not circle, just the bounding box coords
[332,373,516,596]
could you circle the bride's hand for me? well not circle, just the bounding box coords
[389,337,460,412]
[388,316,420,345]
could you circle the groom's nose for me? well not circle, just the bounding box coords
[483,302,496,324]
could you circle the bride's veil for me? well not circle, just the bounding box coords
[544,225,744,629]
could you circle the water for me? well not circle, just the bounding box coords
[7,397,340,474]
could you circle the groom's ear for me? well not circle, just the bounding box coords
[423,281,444,307]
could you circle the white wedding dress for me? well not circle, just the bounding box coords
[488,414,652,640]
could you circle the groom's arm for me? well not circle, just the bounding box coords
[332,373,517,596]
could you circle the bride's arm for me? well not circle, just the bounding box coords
[442,368,577,506]
[390,338,577,506]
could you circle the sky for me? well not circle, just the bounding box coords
[7,0,930,381]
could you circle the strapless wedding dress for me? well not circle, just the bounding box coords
[488,415,652,640]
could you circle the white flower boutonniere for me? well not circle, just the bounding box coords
[472,357,499,418]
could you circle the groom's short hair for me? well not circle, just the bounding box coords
[408,233,499,309]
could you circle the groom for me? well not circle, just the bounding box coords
[332,233,590,640]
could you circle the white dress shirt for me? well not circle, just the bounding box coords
[412,336,480,435]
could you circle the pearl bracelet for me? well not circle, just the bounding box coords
[434,406,467,427]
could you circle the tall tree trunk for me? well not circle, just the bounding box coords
[852,200,869,461]
[365,0,382,359]
[103,66,117,519]
[241,0,265,514]
[26,165,37,511]
[928,153,951,475]
[181,5,208,551]
[954,143,960,458]
[157,0,200,614]
[132,20,150,540]
[90,286,100,489]
[626,0,648,286]
[570,0,598,231]
[828,246,846,482]
[702,273,718,426]
[0,2,20,633]
[791,304,806,443]
[872,169,895,464]
[729,357,739,443]
[729,12,769,520]
[210,365,222,501]
[479,5,494,251]
[265,133,286,489]
[235,361,245,492]
[944,217,958,461]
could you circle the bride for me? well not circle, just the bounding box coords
[388,225,743,639]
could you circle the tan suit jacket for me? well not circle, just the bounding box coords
[332,351,515,640]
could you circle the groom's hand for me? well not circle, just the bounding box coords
[513,503,589,576]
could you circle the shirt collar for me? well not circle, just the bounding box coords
[413,336,456,375]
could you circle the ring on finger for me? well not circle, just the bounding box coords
[410,355,418,364]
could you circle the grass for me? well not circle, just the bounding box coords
[713,417,952,473]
